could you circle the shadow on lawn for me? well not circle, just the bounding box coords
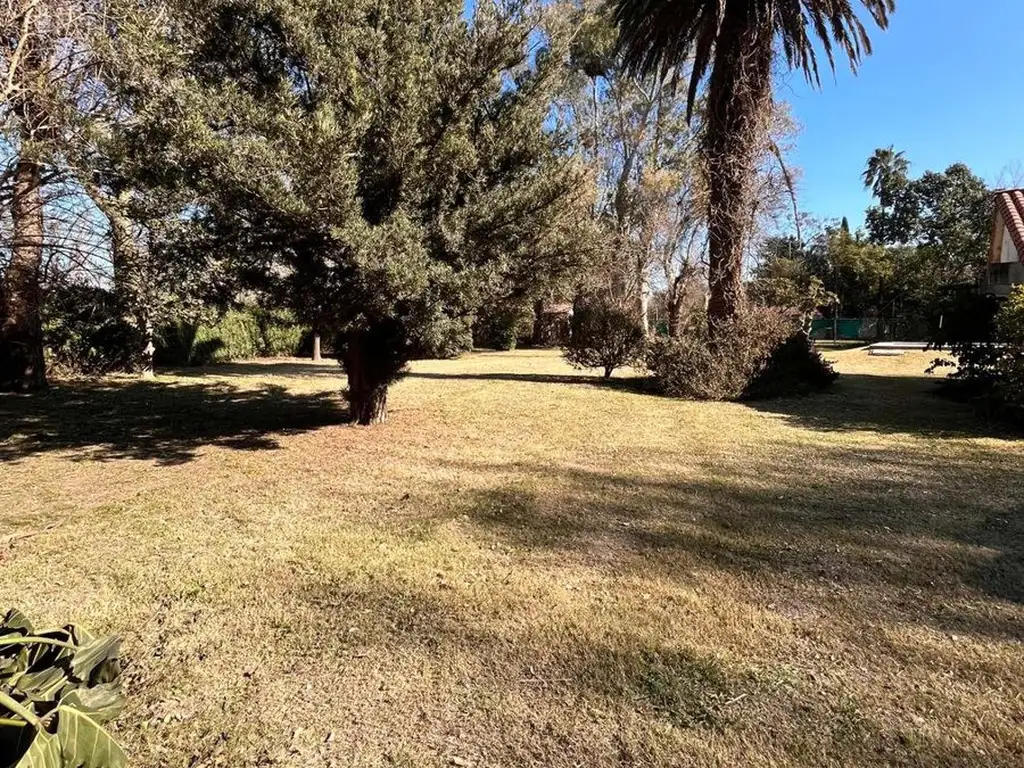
[403,370,648,392]
[748,372,1020,439]
[0,379,345,465]
[167,359,341,379]
[457,440,1024,642]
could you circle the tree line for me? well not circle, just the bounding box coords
[1,0,897,423]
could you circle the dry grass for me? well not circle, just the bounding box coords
[1,348,1022,767]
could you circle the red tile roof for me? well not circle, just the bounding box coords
[995,189,1024,259]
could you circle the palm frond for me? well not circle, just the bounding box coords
[613,0,894,100]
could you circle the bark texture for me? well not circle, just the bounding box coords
[703,2,775,328]
[0,158,47,392]
[341,327,403,426]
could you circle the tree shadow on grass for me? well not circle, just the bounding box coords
[166,359,341,380]
[0,379,346,465]
[746,373,1021,439]
[403,370,650,393]
[278,565,1011,766]
[454,443,1024,643]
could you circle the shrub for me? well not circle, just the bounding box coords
[473,303,533,351]
[253,308,304,357]
[0,608,126,767]
[192,310,261,363]
[745,331,838,399]
[564,299,645,378]
[42,284,135,375]
[927,289,1002,397]
[993,286,1024,419]
[411,314,473,359]
[647,306,836,400]
[156,307,305,366]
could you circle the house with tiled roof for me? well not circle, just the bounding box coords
[984,189,1024,296]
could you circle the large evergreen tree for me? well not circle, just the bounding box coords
[136,0,587,424]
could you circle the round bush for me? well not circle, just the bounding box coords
[647,306,836,400]
[563,299,645,378]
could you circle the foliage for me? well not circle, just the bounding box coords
[0,609,126,768]
[563,299,645,378]
[135,0,589,423]
[41,285,135,376]
[866,159,992,286]
[745,332,838,399]
[749,246,836,328]
[927,289,1001,382]
[158,307,304,366]
[473,303,534,351]
[611,0,892,323]
[646,305,835,400]
[993,286,1024,419]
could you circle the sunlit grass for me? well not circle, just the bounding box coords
[1,348,1021,767]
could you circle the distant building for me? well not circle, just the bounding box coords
[984,189,1024,297]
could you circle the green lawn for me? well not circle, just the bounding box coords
[1,349,1021,767]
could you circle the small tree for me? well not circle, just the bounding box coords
[564,299,645,378]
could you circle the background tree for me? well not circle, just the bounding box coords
[612,0,893,328]
[0,0,98,390]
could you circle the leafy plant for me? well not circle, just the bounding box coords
[646,305,836,401]
[0,609,126,768]
[564,299,645,378]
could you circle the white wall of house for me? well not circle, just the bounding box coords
[1001,223,1019,263]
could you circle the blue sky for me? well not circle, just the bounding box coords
[779,0,1024,228]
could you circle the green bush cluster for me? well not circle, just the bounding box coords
[646,306,837,400]
[473,303,534,351]
[933,286,1024,424]
[42,285,135,375]
[158,307,305,366]
[563,299,645,378]
[993,286,1024,421]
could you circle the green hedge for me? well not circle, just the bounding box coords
[157,307,305,366]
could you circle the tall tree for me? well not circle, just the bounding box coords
[862,145,909,205]
[611,0,893,328]
[146,0,588,424]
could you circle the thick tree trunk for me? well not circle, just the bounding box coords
[0,158,46,392]
[88,186,155,377]
[312,332,322,362]
[341,330,390,426]
[703,3,775,330]
[667,296,683,338]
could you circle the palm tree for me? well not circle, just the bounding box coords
[612,0,894,326]
[862,145,909,208]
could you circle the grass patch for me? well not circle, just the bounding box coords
[1,351,1022,766]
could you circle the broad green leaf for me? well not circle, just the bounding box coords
[69,638,120,684]
[14,668,67,704]
[67,627,94,649]
[11,729,60,768]
[1,611,33,636]
[58,686,124,724]
[56,706,126,768]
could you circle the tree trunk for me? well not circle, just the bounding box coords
[637,262,650,336]
[667,296,683,338]
[703,2,775,330]
[0,158,46,392]
[531,299,545,347]
[341,330,389,426]
[312,332,322,362]
[141,317,155,378]
[88,186,156,377]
